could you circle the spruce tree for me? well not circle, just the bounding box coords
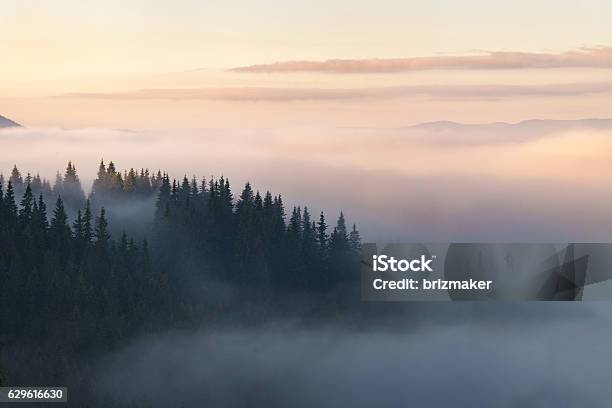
[190,176,199,198]
[317,211,328,252]
[236,182,254,216]
[36,194,48,230]
[62,161,86,210]
[332,212,349,251]
[83,200,93,243]
[52,171,63,196]
[64,162,77,184]
[155,176,171,219]
[73,210,84,241]
[349,224,362,251]
[92,160,108,196]
[125,168,137,194]
[19,183,34,224]
[179,176,191,206]
[50,196,71,241]
[287,206,300,234]
[4,181,17,219]
[9,165,23,188]
[31,173,42,195]
[95,208,110,246]
[49,196,72,269]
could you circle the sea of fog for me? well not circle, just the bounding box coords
[89,303,612,407]
[1,123,612,242]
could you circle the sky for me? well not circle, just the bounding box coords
[1,1,611,241]
[1,0,611,128]
[3,6,612,403]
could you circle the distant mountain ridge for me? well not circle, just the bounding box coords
[0,114,21,128]
[409,118,612,131]
[399,118,612,145]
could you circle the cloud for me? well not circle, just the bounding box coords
[230,46,612,73]
[58,82,612,102]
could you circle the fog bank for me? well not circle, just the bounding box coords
[92,304,612,407]
[1,122,612,241]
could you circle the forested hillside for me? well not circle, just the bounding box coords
[0,161,362,393]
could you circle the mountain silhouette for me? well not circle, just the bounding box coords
[0,114,21,128]
[401,118,612,145]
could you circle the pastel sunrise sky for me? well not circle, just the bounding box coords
[1,0,611,128]
[2,0,612,241]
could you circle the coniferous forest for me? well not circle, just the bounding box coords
[0,161,363,401]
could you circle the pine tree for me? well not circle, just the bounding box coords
[273,195,286,232]
[92,159,108,196]
[52,171,63,196]
[171,179,178,202]
[236,182,254,216]
[64,162,77,184]
[254,191,263,213]
[50,196,71,240]
[19,183,34,224]
[73,210,84,241]
[288,206,302,235]
[49,196,72,265]
[36,194,48,231]
[302,207,312,235]
[50,197,67,230]
[179,176,191,206]
[317,211,328,252]
[234,182,264,283]
[4,181,17,219]
[83,200,93,243]
[190,176,198,197]
[9,165,23,188]
[107,161,116,176]
[155,176,171,219]
[331,212,348,251]
[62,161,86,210]
[95,208,110,246]
[124,168,137,194]
[200,177,208,195]
[349,224,362,251]
[31,173,42,194]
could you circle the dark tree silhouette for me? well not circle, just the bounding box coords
[0,160,363,398]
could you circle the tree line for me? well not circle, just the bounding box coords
[152,173,361,299]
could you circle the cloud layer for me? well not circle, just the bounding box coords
[59,82,612,102]
[91,305,612,407]
[231,46,612,73]
[2,120,612,242]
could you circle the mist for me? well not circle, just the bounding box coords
[88,303,612,407]
[1,121,612,241]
